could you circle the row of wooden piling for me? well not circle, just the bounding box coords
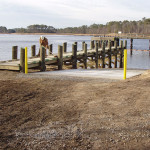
[12,40,127,72]
[12,44,53,60]
[11,40,119,60]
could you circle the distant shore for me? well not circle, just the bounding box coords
[0,33,97,36]
[0,33,150,39]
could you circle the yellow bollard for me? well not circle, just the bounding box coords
[25,47,28,74]
[123,49,127,80]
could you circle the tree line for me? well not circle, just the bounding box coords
[0,24,57,33]
[0,17,150,34]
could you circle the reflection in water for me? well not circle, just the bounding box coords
[0,35,150,69]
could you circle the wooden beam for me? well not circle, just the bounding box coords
[48,44,53,55]
[119,40,123,68]
[124,40,127,49]
[90,41,94,49]
[63,42,67,53]
[114,40,118,68]
[98,40,101,48]
[95,42,98,69]
[108,40,112,68]
[58,45,63,70]
[31,45,36,57]
[83,43,87,69]
[130,38,133,55]
[12,46,18,60]
[82,41,85,50]
[40,46,46,71]
[102,42,105,68]
[72,44,77,69]
[20,48,25,72]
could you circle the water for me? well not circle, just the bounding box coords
[0,34,150,69]
[0,34,91,60]
[125,39,150,69]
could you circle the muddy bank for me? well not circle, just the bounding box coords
[0,70,150,149]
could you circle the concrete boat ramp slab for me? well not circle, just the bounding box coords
[32,69,146,80]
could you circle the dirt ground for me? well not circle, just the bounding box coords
[0,69,150,150]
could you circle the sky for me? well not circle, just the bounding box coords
[0,0,150,29]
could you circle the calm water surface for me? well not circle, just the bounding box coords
[0,34,150,69]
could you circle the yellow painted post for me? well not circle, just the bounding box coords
[25,47,28,74]
[123,49,127,80]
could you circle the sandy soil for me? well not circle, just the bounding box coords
[0,69,150,150]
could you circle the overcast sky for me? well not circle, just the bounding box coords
[0,0,150,29]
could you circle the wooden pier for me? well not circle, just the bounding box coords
[0,39,127,72]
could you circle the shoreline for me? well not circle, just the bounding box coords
[0,33,98,36]
[0,33,150,39]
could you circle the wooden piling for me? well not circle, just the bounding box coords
[83,43,87,69]
[63,42,67,65]
[31,45,36,57]
[74,42,77,45]
[116,37,120,46]
[82,41,85,50]
[90,41,94,49]
[102,41,105,68]
[124,40,127,49]
[20,48,25,72]
[130,38,133,55]
[40,46,46,71]
[95,42,98,69]
[105,40,108,47]
[74,42,78,50]
[114,40,118,68]
[90,41,94,61]
[98,41,101,48]
[72,44,77,69]
[58,45,63,70]
[63,42,67,53]
[112,37,119,47]
[12,46,18,60]
[108,40,112,68]
[48,44,53,55]
[111,40,114,47]
[119,40,123,68]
